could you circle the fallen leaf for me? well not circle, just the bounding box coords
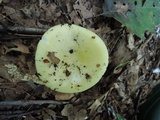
[5,42,30,54]
[54,92,74,100]
[4,6,24,25]
[88,90,111,117]
[69,10,82,25]
[127,33,135,50]
[112,36,133,65]
[42,108,56,120]
[41,3,61,22]
[5,64,24,83]
[21,4,40,20]
[47,52,60,64]
[61,104,87,120]
[0,66,10,81]
[39,0,43,8]
[73,0,93,18]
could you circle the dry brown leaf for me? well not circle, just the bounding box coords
[39,0,43,8]
[88,91,110,117]
[21,4,40,19]
[0,55,20,83]
[47,52,60,64]
[117,60,140,92]
[0,66,10,81]
[27,61,36,74]
[61,104,87,120]
[69,11,82,25]
[41,108,56,119]
[114,82,126,99]
[54,92,74,100]
[5,64,24,83]
[112,37,132,65]
[4,6,24,25]
[4,89,16,100]
[73,0,93,18]
[41,4,61,22]
[127,33,135,50]
[5,42,30,54]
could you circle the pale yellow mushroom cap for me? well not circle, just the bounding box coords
[35,24,109,93]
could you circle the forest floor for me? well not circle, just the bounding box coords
[0,0,160,120]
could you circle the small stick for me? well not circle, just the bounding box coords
[0,109,42,119]
[0,110,26,115]
[0,25,48,35]
[0,100,70,106]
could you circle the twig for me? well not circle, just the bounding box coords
[0,109,67,120]
[0,34,41,40]
[0,100,70,106]
[0,110,26,115]
[0,109,42,120]
[0,25,48,35]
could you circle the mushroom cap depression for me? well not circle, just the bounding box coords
[35,24,109,93]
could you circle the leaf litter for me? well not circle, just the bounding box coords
[0,0,160,120]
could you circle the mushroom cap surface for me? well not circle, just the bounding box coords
[35,24,109,93]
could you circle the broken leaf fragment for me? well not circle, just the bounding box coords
[35,24,109,93]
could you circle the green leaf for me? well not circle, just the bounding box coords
[103,0,160,39]
[116,113,126,120]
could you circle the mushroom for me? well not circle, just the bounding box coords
[35,24,109,93]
